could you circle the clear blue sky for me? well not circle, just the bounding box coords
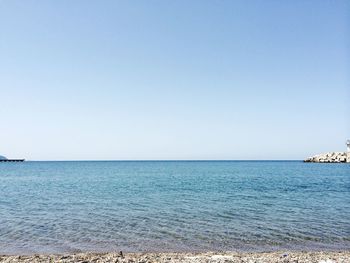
[0,0,349,160]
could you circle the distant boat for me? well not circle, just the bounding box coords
[0,155,25,162]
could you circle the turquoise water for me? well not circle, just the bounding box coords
[0,161,349,254]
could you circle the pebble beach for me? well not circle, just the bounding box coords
[1,251,350,263]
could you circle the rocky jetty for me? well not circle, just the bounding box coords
[304,152,349,163]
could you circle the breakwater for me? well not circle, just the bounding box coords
[304,152,350,163]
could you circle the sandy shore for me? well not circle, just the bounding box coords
[0,251,349,263]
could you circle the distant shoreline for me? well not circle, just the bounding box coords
[0,159,24,162]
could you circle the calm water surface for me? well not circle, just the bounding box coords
[0,161,349,254]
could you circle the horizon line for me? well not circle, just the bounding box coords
[18,159,303,162]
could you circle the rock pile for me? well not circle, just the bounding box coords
[304,152,349,163]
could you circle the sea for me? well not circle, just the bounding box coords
[0,161,349,254]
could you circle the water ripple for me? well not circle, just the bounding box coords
[0,161,349,254]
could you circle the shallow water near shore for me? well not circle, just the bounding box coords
[0,161,349,254]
